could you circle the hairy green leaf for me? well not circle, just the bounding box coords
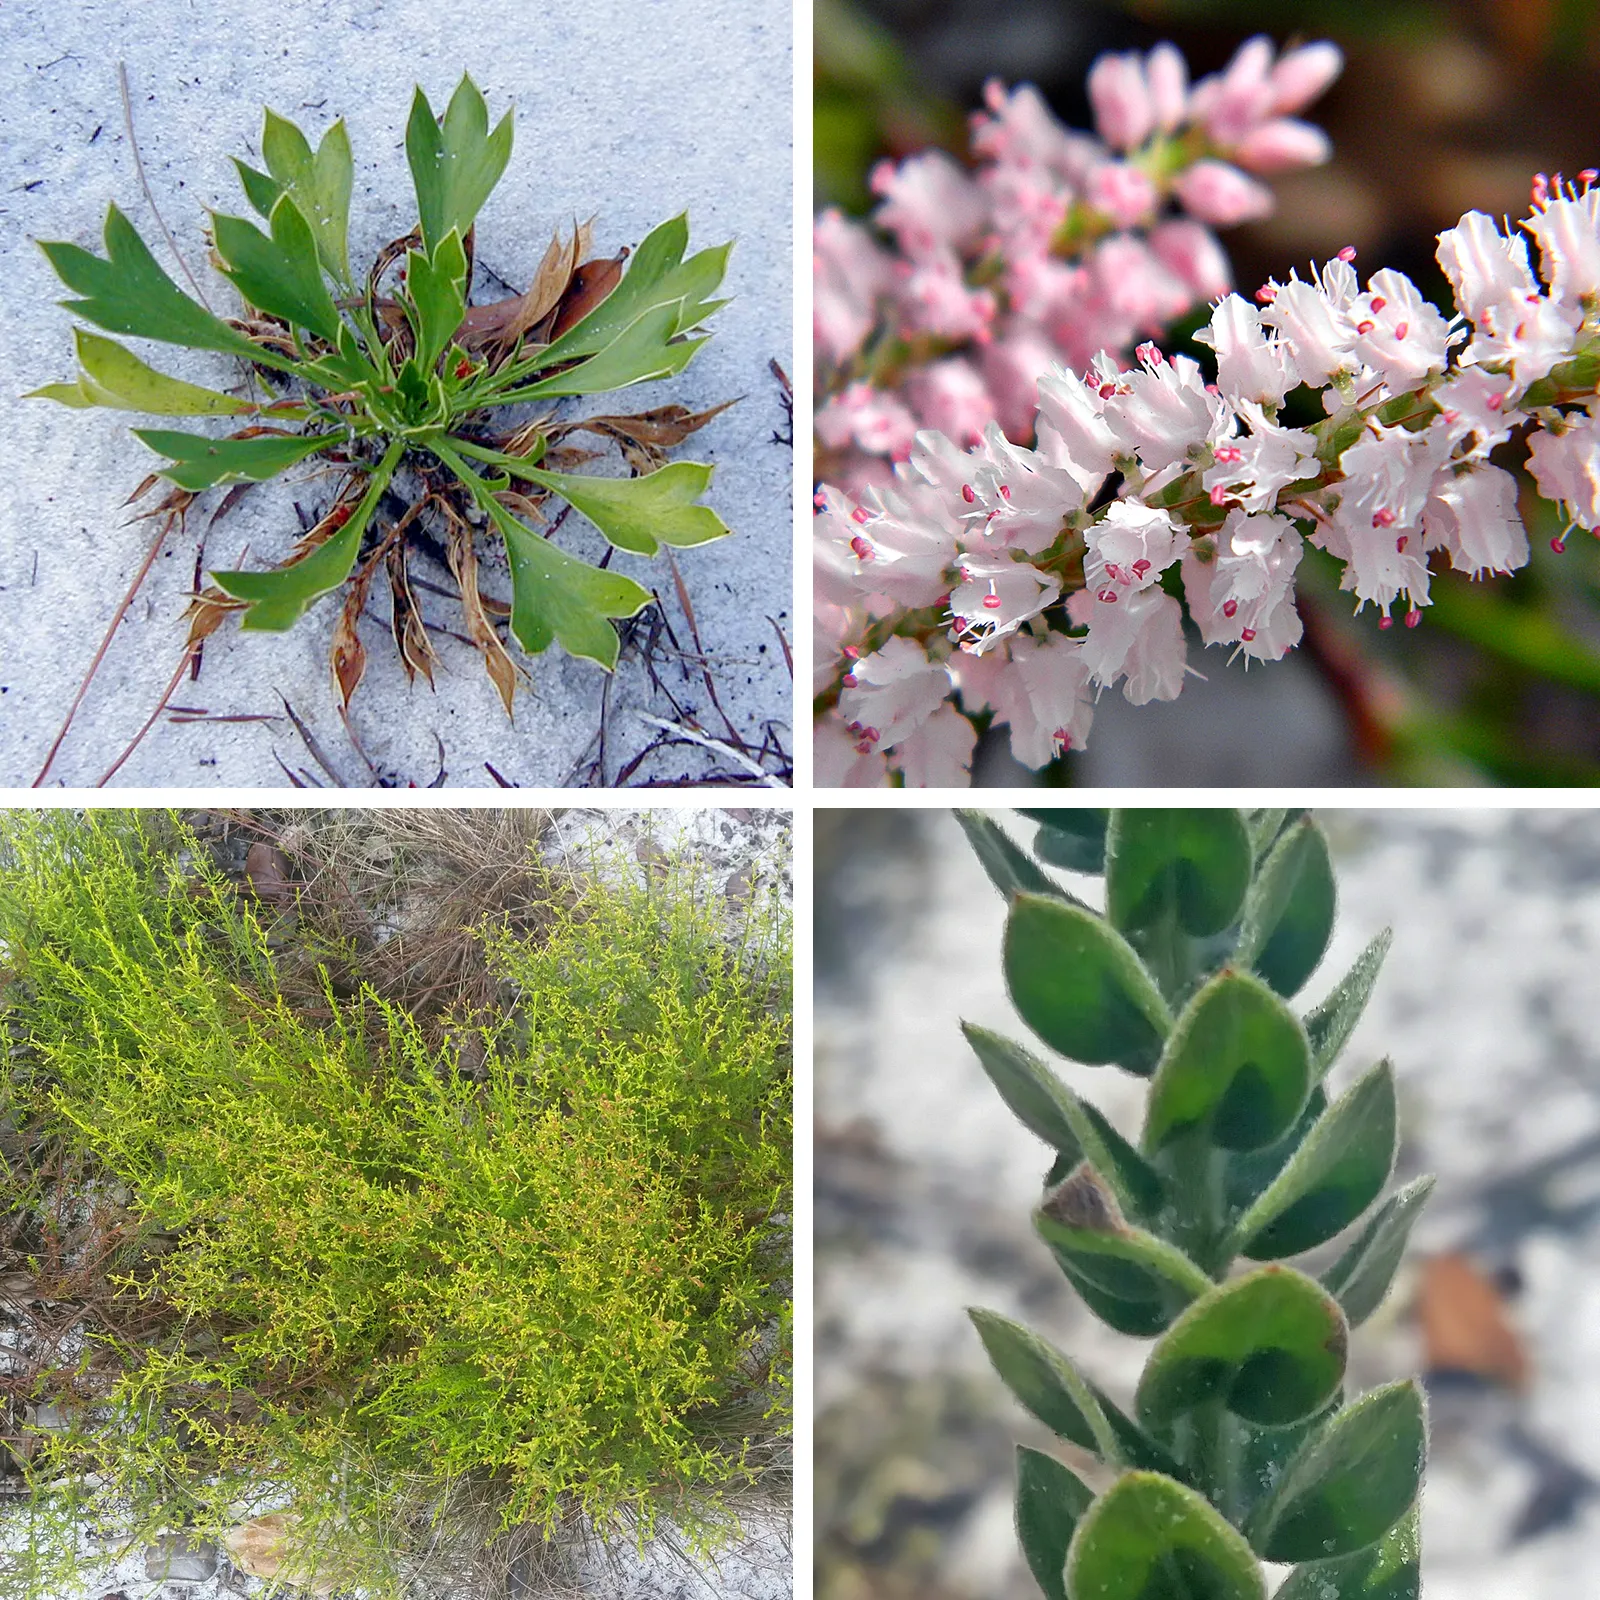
[1306,930,1394,1080]
[38,204,291,370]
[1145,971,1312,1153]
[1319,1177,1436,1328]
[1136,1266,1348,1433]
[407,75,514,253]
[1248,1382,1426,1563]
[1274,1501,1420,1600]
[27,328,254,416]
[1237,818,1337,998]
[970,1310,1123,1463]
[1016,1447,1093,1600]
[1229,1061,1396,1260]
[212,195,344,344]
[133,427,338,492]
[1106,810,1253,938]
[956,811,1068,902]
[1020,808,1109,873]
[1066,1472,1266,1600]
[1004,894,1172,1073]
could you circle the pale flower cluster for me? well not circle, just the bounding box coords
[817,172,1600,786]
[814,36,1343,499]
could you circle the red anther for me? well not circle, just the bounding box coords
[863,727,880,742]
[982,594,1002,610]
[1404,608,1421,628]
[1515,321,1529,339]
[842,674,859,689]
[1396,535,1408,552]
[1552,536,1568,553]
[1337,245,1357,261]
[1356,320,1375,335]
[1255,283,1278,304]
[1222,598,1238,618]
[1240,627,1257,642]
[1097,588,1119,603]
[1105,562,1124,582]
[1099,382,1117,398]
[1370,296,1387,312]
[843,645,861,659]
[850,536,875,561]
[1205,382,1221,396]
[1132,559,1151,576]
[1582,169,1598,185]
[999,484,1012,500]
[854,740,874,755]
[1372,508,1397,528]
[1053,727,1072,751]
[1394,322,1409,339]
[1379,615,1394,630]
[846,720,863,734]
[851,506,871,524]
[1209,484,1229,506]
[962,483,977,503]
[1214,445,1243,464]
[1487,393,1503,412]
[1442,409,1461,424]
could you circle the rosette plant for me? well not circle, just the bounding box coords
[956,808,1430,1600]
[31,75,733,712]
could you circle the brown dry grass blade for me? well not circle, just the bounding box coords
[182,586,246,650]
[568,400,738,450]
[386,547,438,689]
[446,512,522,719]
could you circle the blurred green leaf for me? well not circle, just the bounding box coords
[1305,930,1393,1080]
[1021,808,1109,873]
[1274,1501,1420,1600]
[970,1310,1123,1463]
[1016,1447,1093,1600]
[1236,818,1337,998]
[957,810,1070,901]
[1319,1176,1435,1328]
[1107,811,1253,938]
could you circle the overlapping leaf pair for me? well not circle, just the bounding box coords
[32,75,733,710]
[956,808,1431,1600]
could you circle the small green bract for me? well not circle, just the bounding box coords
[31,75,735,710]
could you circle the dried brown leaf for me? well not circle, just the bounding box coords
[182,587,246,650]
[458,220,591,355]
[548,251,625,339]
[328,546,382,709]
[386,546,438,689]
[244,842,294,907]
[446,513,522,718]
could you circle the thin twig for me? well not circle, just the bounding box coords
[118,62,211,309]
[632,714,785,787]
[95,648,196,786]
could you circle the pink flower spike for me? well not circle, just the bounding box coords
[1268,40,1344,116]
[1088,51,1156,151]
[1173,160,1274,226]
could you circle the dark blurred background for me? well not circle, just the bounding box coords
[816,0,1600,785]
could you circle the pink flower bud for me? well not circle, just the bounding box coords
[1149,220,1232,300]
[1232,118,1332,175]
[1173,160,1274,226]
[1087,51,1155,152]
[1146,42,1189,133]
[1086,160,1158,228]
[1268,42,1344,116]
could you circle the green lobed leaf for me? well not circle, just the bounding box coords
[405,229,469,376]
[1236,818,1337,998]
[210,438,402,629]
[38,203,292,369]
[499,302,707,401]
[1319,1176,1436,1328]
[1020,809,1109,874]
[407,75,514,253]
[1228,1060,1397,1260]
[259,108,354,284]
[526,218,730,368]
[956,811,1069,902]
[1144,971,1312,1154]
[1248,1381,1426,1564]
[1035,1169,1211,1336]
[1306,930,1394,1080]
[1273,1501,1420,1600]
[27,328,254,416]
[1135,1266,1348,1434]
[133,427,338,492]
[212,194,345,344]
[518,461,729,556]
[969,1309,1122,1464]
[485,496,653,669]
[233,158,283,219]
[1003,894,1172,1074]
[1065,1471,1267,1600]
[961,1025,1164,1218]
[1016,1447,1094,1600]
[1105,810,1253,938]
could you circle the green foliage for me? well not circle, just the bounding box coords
[0,812,790,1595]
[31,74,734,707]
[962,809,1429,1600]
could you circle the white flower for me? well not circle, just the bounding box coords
[836,637,953,752]
[1527,410,1600,529]
[1181,508,1304,658]
[1068,582,1189,703]
[815,713,891,786]
[1350,268,1455,392]
[1431,368,1518,459]
[889,704,979,786]
[1202,402,1318,513]
[1085,501,1184,591]
[1436,211,1540,324]
[1102,350,1221,472]
[1035,363,1120,491]
[1422,465,1529,575]
[1522,181,1600,313]
[1194,293,1300,405]
[1259,257,1359,385]
[948,554,1061,654]
[961,630,1096,768]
